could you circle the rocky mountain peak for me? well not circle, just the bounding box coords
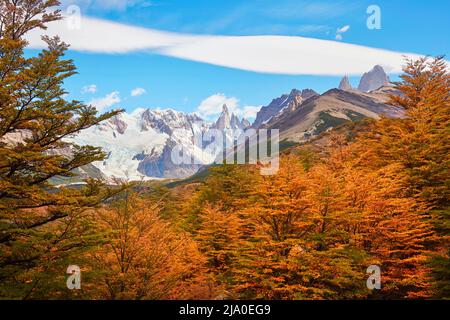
[252,88,318,128]
[241,118,251,128]
[301,89,318,100]
[338,75,352,90]
[358,65,390,92]
[214,104,232,130]
[214,105,249,130]
[222,104,229,114]
[68,80,404,182]
[230,113,241,129]
[139,108,202,135]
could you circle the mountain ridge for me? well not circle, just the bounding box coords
[261,86,404,142]
[68,106,250,181]
[252,88,319,128]
[61,65,402,182]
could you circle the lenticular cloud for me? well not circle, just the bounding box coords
[26,14,443,76]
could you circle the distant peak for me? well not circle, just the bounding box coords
[288,88,318,99]
[358,65,390,92]
[214,104,232,130]
[230,113,242,129]
[301,88,319,99]
[290,89,302,96]
[222,104,229,114]
[372,65,384,71]
[338,75,352,90]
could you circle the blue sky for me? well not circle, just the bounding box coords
[34,0,450,119]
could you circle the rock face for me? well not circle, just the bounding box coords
[68,106,250,180]
[300,89,319,100]
[262,86,404,142]
[71,109,207,180]
[214,104,231,130]
[241,118,251,128]
[213,104,250,130]
[252,89,319,128]
[357,65,390,92]
[338,75,352,90]
[230,113,241,129]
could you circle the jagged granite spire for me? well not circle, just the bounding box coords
[358,65,390,92]
[230,113,241,129]
[338,75,352,90]
[214,104,231,130]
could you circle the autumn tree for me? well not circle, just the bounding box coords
[236,154,314,299]
[0,1,122,298]
[312,123,439,299]
[339,154,437,298]
[349,57,448,298]
[182,164,257,233]
[391,57,449,298]
[196,203,242,290]
[197,165,257,210]
[183,58,446,300]
[86,191,214,300]
[286,157,369,299]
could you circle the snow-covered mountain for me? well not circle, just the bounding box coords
[213,104,249,131]
[68,106,249,180]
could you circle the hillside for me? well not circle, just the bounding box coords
[262,86,404,142]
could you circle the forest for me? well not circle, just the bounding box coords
[0,1,449,300]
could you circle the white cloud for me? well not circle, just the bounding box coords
[26,15,447,76]
[238,106,262,120]
[131,87,146,97]
[196,94,261,120]
[197,94,239,118]
[82,84,97,94]
[89,91,121,112]
[336,25,350,41]
[337,25,350,33]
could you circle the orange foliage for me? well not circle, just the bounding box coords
[88,192,217,300]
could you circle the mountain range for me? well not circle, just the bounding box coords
[65,65,402,181]
[68,104,250,181]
